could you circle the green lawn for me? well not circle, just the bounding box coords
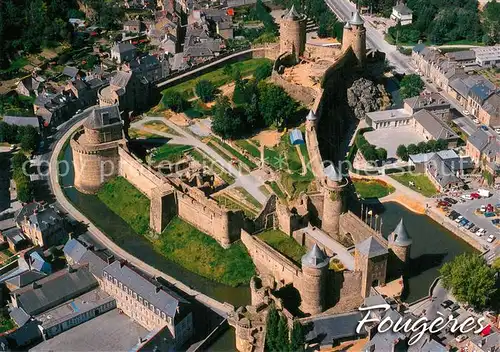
[390,173,438,197]
[151,144,192,163]
[213,194,258,219]
[353,180,395,199]
[217,141,257,169]
[235,187,262,210]
[189,149,235,184]
[157,217,255,286]
[97,177,151,235]
[258,230,306,265]
[234,140,261,158]
[161,58,272,100]
[268,181,287,202]
[206,141,233,162]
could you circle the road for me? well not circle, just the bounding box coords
[131,116,268,204]
[324,0,412,74]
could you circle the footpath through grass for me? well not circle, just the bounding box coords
[258,230,306,265]
[97,177,151,235]
[353,179,395,199]
[161,58,272,100]
[390,173,438,197]
[98,177,254,286]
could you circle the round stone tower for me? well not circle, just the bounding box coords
[305,109,317,131]
[341,21,352,51]
[388,218,413,265]
[279,5,306,63]
[321,162,344,240]
[71,105,125,194]
[300,244,329,315]
[349,11,366,68]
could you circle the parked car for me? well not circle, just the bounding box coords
[449,303,460,312]
[458,219,469,227]
[455,334,468,343]
[470,226,479,233]
[441,300,454,309]
[444,197,457,204]
[480,125,489,131]
[487,235,496,243]
[476,228,486,236]
[438,200,451,207]
[466,222,475,230]
[448,210,459,219]
[478,189,491,198]
[461,194,473,200]
[480,205,486,212]
[473,118,480,124]
[455,215,464,223]
[463,110,470,116]
[470,193,481,199]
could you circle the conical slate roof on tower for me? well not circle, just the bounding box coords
[283,5,301,20]
[302,244,329,268]
[350,10,364,26]
[356,236,388,258]
[392,219,413,246]
[306,110,317,121]
[344,21,352,29]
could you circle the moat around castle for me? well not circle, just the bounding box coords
[60,144,474,305]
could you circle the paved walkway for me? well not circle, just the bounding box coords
[298,225,355,270]
[132,116,267,204]
[49,119,232,317]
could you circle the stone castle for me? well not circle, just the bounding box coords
[70,7,409,351]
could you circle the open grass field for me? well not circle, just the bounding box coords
[151,144,192,163]
[353,179,395,199]
[390,173,438,197]
[234,139,260,159]
[217,140,257,169]
[97,177,151,235]
[258,230,306,265]
[157,217,255,286]
[161,58,272,100]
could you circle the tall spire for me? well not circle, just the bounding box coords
[283,5,301,20]
[392,219,412,246]
[350,10,364,26]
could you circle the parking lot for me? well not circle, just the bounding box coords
[450,191,499,241]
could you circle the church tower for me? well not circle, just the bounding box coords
[341,10,366,67]
[300,244,329,315]
[388,218,413,267]
[279,5,306,63]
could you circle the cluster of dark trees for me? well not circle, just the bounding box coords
[11,153,34,203]
[212,79,296,140]
[265,307,305,352]
[396,139,448,161]
[378,0,487,45]
[234,0,278,44]
[440,253,498,311]
[356,133,387,162]
[0,0,123,70]
[399,74,424,99]
[0,122,39,152]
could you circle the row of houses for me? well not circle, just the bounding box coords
[412,44,500,128]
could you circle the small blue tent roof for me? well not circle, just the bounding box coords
[289,129,304,145]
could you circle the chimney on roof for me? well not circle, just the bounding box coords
[155,286,161,294]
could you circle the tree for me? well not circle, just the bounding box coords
[289,321,305,352]
[163,91,187,112]
[436,139,448,151]
[0,122,17,143]
[254,61,273,81]
[195,80,217,103]
[399,74,424,99]
[265,306,279,351]
[360,144,377,161]
[258,82,296,127]
[211,96,245,140]
[417,141,428,153]
[426,139,438,152]
[12,153,28,170]
[483,0,500,44]
[493,257,500,271]
[440,253,497,310]
[222,64,233,77]
[276,315,290,351]
[396,144,409,161]
[407,143,419,155]
[376,148,387,161]
[19,125,39,152]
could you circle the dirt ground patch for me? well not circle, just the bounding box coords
[169,112,191,126]
[253,130,281,148]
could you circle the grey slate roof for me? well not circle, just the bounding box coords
[5,270,47,289]
[302,244,329,268]
[112,42,136,54]
[13,266,98,315]
[404,93,448,110]
[79,250,108,279]
[468,129,491,151]
[305,312,365,345]
[63,238,88,263]
[413,109,458,140]
[469,332,499,352]
[445,50,476,62]
[362,294,387,307]
[469,82,495,103]
[356,236,388,258]
[82,104,121,130]
[363,309,407,351]
[28,207,63,233]
[2,227,26,246]
[110,71,133,88]
[426,153,463,188]
[62,66,80,79]
[324,164,342,182]
[482,93,500,116]
[350,11,364,26]
[306,110,317,121]
[3,116,40,129]
[393,3,412,15]
[9,307,31,327]
[103,261,186,318]
[283,5,301,20]
[391,219,412,246]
